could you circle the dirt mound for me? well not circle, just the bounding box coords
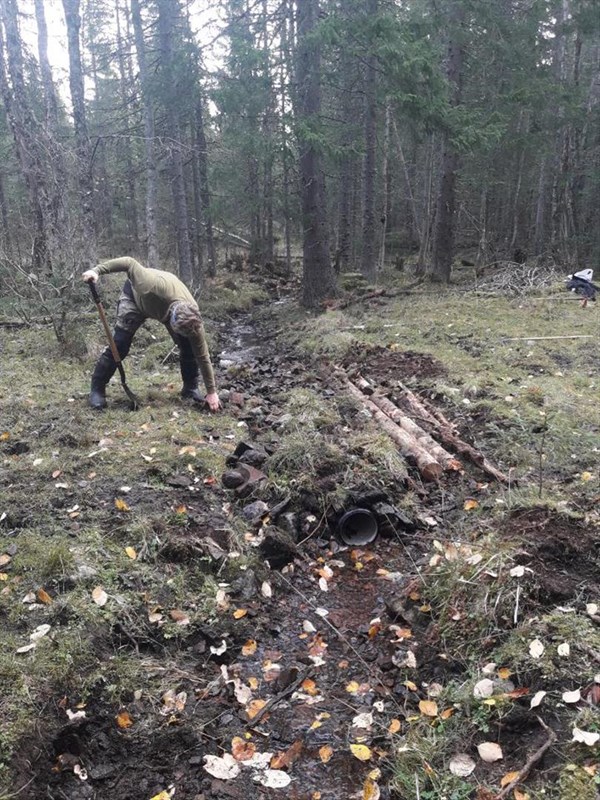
[345,346,446,386]
[503,507,600,602]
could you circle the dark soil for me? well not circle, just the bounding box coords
[504,507,600,602]
[344,345,447,386]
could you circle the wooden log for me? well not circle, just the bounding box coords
[367,392,462,472]
[345,381,443,481]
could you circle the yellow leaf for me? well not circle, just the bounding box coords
[149,793,171,800]
[501,772,520,787]
[169,609,190,625]
[116,710,133,729]
[242,639,257,655]
[233,608,248,619]
[464,499,479,511]
[498,667,512,680]
[440,708,454,720]
[0,573,8,581]
[37,588,52,605]
[248,677,259,690]
[309,720,323,731]
[581,471,593,482]
[0,554,11,567]
[246,699,266,720]
[125,546,137,560]
[363,777,380,800]
[115,498,130,512]
[388,719,402,734]
[175,505,187,514]
[404,680,418,691]
[350,744,372,762]
[319,745,333,763]
[419,700,438,717]
[346,681,360,694]
[513,791,529,800]
[0,432,9,440]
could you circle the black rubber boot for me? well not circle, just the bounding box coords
[178,337,203,403]
[89,352,117,410]
[89,328,134,410]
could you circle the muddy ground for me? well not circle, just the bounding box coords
[1,276,599,800]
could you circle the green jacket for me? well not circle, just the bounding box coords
[95,258,216,394]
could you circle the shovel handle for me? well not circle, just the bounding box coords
[88,280,122,365]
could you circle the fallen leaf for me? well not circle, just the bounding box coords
[301,678,319,696]
[30,624,51,642]
[210,640,227,656]
[270,739,303,769]
[149,792,172,800]
[261,581,272,598]
[388,719,401,734]
[572,727,600,746]
[464,499,479,511]
[92,586,108,607]
[528,639,544,658]
[346,681,360,694]
[557,642,570,657]
[203,753,240,780]
[303,620,317,633]
[0,554,11,567]
[448,753,476,777]
[363,777,380,800]
[37,588,52,605]
[125,546,137,560]
[352,711,374,729]
[253,769,291,788]
[473,679,495,699]
[440,708,454,720]
[562,689,581,704]
[586,603,598,616]
[477,742,503,762]
[115,498,130,512]
[581,471,593,482]
[530,691,546,708]
[242,639,257,656]
[16,642,37,653]
[231,736,256,761]
[319,745,333,763]
[419,700,438,717]
[161,690,187,715]
[350,744,372,761]
[500,771,520,787]
[246,699,267,720]
[497,667,512,680]
[233,608,248,619]
[513,790,529,800]
[116,710,133,729]
[169,609,190,626]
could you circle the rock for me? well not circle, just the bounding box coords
[222,470,245,489]
[238,448,267,467]
[242,500,269,520]
[372,502,416,534]
[273,413,293,429]
[230,569,258,601]
[167,474,192,488]
[219,389,231,403]
[259,527,297,568]
[276,512,299,540]
[230,391,245,408]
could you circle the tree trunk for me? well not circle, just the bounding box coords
[533,155,547,257]
[0,0,51,272]
[379,101,391,271]
[115,0,139,250]
[195,98,217,278]
[130,0,159,267]
[429,1,465,283]
[156,0,193,284]
[62,0,96,268]
[296,0,338,307]
[360,0,378,283]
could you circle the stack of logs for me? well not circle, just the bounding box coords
[344,372,511,485]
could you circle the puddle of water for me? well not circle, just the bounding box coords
[219,323,263,366]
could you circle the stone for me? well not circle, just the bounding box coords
[222,470,245,489]
[259,527,297,568]
[242,500,269,520]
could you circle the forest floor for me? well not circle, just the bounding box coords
[0,266,599,800]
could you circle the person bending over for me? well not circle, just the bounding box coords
[83,257,220,411]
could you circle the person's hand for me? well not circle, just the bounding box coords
[205,392,221,412]
[82,269,99,283]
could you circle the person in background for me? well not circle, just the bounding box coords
[83,257,220,411]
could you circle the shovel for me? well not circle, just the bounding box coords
[88,280,139,410]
